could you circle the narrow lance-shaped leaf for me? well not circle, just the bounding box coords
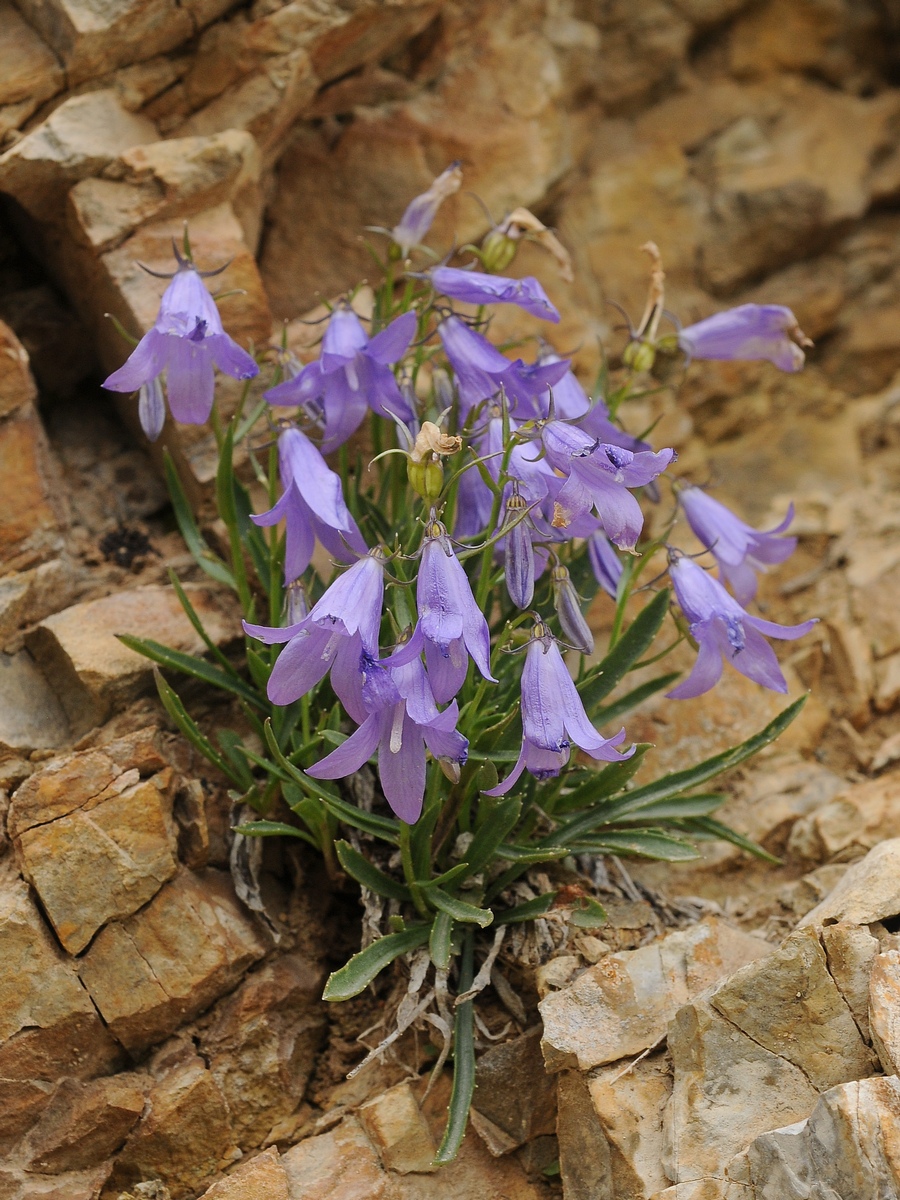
[429,887,493,928]
[434,931,476,1164]
[577,587,670,712]
[117,635,266,711]
[322,924,432,1001]
[163,449,235,587]
[335,840,411,902]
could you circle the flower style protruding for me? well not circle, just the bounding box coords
[103,247,259,436]
[678,305,812,373]
[678,486,797,605]
[485,620,631,794]
[667,554,816,700]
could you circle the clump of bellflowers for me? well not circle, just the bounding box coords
[107,169,816,1165]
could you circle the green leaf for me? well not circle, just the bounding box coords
[163,449,235,587]
[434,932,476,1164]
[429,887,493,928]
[493,845,569,865]
[429,910,454,970]
[578,588,670,712]
[574,830,700,861]
[568,896,608,928]
[318,794,401,844]
[616,792,725,820]
[554,744,653,813]
[494,893,556,925]
[465,796,522,876]
[234,819,318,847]
[550,697,807,845]
[322,924,431,1001]
[153,670,243,786]
[681,815,781,864]
[590,672,681,728]
[335,840,411,901]
[168,569,242,679]
[420,862,471,891]
[117,635,265,711]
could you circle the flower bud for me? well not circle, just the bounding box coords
[622,338,656,373]
[480,229,518,274]
[504,492,534,609]
[408,457,444,502]
[552,563,594,654]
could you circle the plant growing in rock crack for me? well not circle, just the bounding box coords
[106,179,817,1164]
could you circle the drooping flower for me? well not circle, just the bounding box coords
[542,421,674,550]
[243,550,385,708]
[391,162,463,257]
[438,316,569,417]
[667,554,816,700]
[485,620,632,794]
[307,648,468,824]
[551,563,594,654]
[103,250,258,435]
[251,426,366,584]
[678,486,797,605]
[677,304,812,373]
[265,306,417,452]
[587,530,623,599]
[430,267,560,322]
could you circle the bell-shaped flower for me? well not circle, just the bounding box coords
[430,267,560,322]
[265,306,417,452]
[438,316,568,417]
[677,304,812,373]
[667,555,816,700]
[391,162,462,257]
[243,550,385,707]
[679,486,797,605]
[104,255,259,435]
[542,421,674,551]
[251,426,366,584]
[588,530,623,599]
[307,649,468,824]
[485,621,632,795]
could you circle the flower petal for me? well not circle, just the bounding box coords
[306,713,381,779]
[266,625,336,704]
[666,626,725,699]
[103,328,167,393]
[366,311,417,364]
[165,337,215,424]
[207,333,258,380]
[378,708,426,823]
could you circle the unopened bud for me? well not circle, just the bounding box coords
[552,563,594,654]
[480,229,518,274]
[503,492,534,609]
[408,457,445,502]
[623,338,656,373]
[284,579,309,625]
[439,758,462,784]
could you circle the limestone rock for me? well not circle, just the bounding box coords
[708,926,875,1091]
[0,880,122,1146]
[555,1071,613,1200]
[0,560,78,648]
[663,999,819,1186]
[0,651,70,756]
[540,917,771,1072]
[198,953,327,1149]
[281,1116,386,1200]
[0,319,37,419]
[724,1075,900,1199]
[24,1075,147,1173]
[15,772,178,955]
[471,1027,556,1154]
[359,1082,437,1174]
[26,583,239,735]
[0,92,157,224]
[798,837,900,928]
[820,922,878,1043]
[868,948,900,1076]
[787,772,900,863]
[198,1149,288,1200]
[0,2,62,110]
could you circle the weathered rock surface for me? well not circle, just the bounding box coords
[199,1148,289,1200]
[868,947,900,1077]
[798,837,900,928]
[540,917,770,1072]
[0,650,70,755]
[787,773,900,863]
[23,1074,147,1173]
[471,1027,556,1155]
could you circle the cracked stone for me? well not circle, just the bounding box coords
[798,837,900,928]
[359,1082,437,1174]
[24,1074,147,1174]
[195,1148,288,1200]
[868,947,900,1076]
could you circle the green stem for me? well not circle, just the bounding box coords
[400,821,429,917]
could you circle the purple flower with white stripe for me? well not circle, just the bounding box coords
[485,620,632,794]
[667,554,816,700]
[431,267,560,322]
[265,306,417,452]
[251,426,366,584]
[103,251,258,435]
[307,648,468,824]
[391,163,462,257]
[679,486,797,605]
[678,305,812,373]
[542,421,674,551]
[438,316,569,417]
[243,550,385,709]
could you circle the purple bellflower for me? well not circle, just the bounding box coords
[430,267,560,322]
[251,426,366,584]
[265,306,417,452]
[588,530,623,599]
[677,304,812,373]
[667,554,816,700]
[391,162,462,257]
[438,316,569,417]
[679,486,797,605]
[542,421,674,551]
[396,519,496,704]
[243,550,385,709]
[486,620,632,794]
[307,650,468,824]
[103,251,259,436]
[535,349,590,419]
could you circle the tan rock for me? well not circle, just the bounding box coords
[24,1075,147,1173]
[663,999,819,1186]
[0,650,70,756]
[868,948,900,1076]
[359,1082,437,1174]
[26,583,239,735]
[540,917,771,1072]
[787,773,900,864]
[16,773,178,954]
[109,1057,234,1199]
[199,953,327,1149]
[0,401,68,572]
[0,560,78,647]
[280,1116,388,1200]
[820,921,878,1043]
[198,1148,288,1200]
[0,1,62,109]
[0,319,37,419]
[851,556,900,659]
[875,650,900,712]
[724,1075,900,1199]
[78,868,267,1053]
[0,92,157,224]
[798,837,900,928]
[555,1070,613,1200]
[708,926,875,1091]
[471,1026,556,1153]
